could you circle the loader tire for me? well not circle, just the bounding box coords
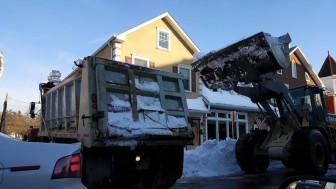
[235,132,269,173]
[291,129,329,176]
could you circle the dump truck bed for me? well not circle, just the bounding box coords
[39,57,193,148]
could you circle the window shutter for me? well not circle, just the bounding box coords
[149,61,155,68]
[172,65,178,73]
[192,70,196,92]
[125,56,132,63]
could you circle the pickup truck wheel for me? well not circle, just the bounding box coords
[292,129,329,176]
[235,132,269,173]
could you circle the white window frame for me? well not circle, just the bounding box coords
[235,112,248,139]
[131,54,149,67]
[277,69,282,75]
[157,28,170,51]
[206,111,231,141]
[292,60,297,78]
[178,64,192,92]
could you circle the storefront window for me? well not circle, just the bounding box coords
[205,110,249,141]
[207,120,217,140]
[218,121,228,140]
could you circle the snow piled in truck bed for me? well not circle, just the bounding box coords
[107,93,187,137]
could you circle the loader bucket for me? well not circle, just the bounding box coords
[192,32,291,90]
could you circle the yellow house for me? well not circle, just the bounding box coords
[92,12,208,146]
[93,12,200,98]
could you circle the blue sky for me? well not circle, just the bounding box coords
[1,0,335,112]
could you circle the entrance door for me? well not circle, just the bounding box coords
[191,119,200,146]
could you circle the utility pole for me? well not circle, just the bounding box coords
[0,93,8,133]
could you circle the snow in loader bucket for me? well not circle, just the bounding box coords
[192,32,291,91]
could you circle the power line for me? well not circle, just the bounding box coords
[8,97,30,104]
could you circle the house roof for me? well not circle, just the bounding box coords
[92,12,200,56]
[187,97,210,114]
[290,46,324,87]
[318,52,336,78]
[201,87,260,112]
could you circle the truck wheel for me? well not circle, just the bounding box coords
[281,159,293,168]
[235,132,269,173]
[142,167,177,189]
[292,129,329,176]
[142,147,183,189]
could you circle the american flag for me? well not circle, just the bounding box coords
[255,117,268,130]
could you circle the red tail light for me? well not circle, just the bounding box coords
[51,153,81,179]
[91,94,97,103]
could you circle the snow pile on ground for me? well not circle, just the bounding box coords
[183,138,285,178]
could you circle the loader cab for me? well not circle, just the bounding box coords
[289,86,328,127]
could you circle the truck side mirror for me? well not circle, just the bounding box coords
[29,102,35,118]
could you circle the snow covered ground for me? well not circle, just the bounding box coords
[182,138,285,178]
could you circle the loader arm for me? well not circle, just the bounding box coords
[235,78,303,129]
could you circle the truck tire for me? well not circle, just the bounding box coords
[281,159,293,168]
[142,146,183,189]
[291,129,329,176]
[235,132,269,173]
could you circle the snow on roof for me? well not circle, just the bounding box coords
[187,97,209,113]
[202,87,260,111]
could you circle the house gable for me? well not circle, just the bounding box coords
[318,52,336,78]
[92,12,201,99]
[275,46,322,88]
[93,12,200,60]
[120,18,195,67]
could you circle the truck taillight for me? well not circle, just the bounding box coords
[91,94,97,103]
[51,153,81,179]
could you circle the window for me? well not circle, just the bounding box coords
[178,65,191,91]
[205,111,249,140]
[132,55,149,67]
[207,120,217,140]
[198,78,203,95]
[206,111,230,141]
[235,112,248,138]
[292,60,297,78]
[305,72,311,81]
[277,69,282,75]
[157,29,170,50]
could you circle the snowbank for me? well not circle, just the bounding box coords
[183,139,242,177]
[182,139,285,178]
